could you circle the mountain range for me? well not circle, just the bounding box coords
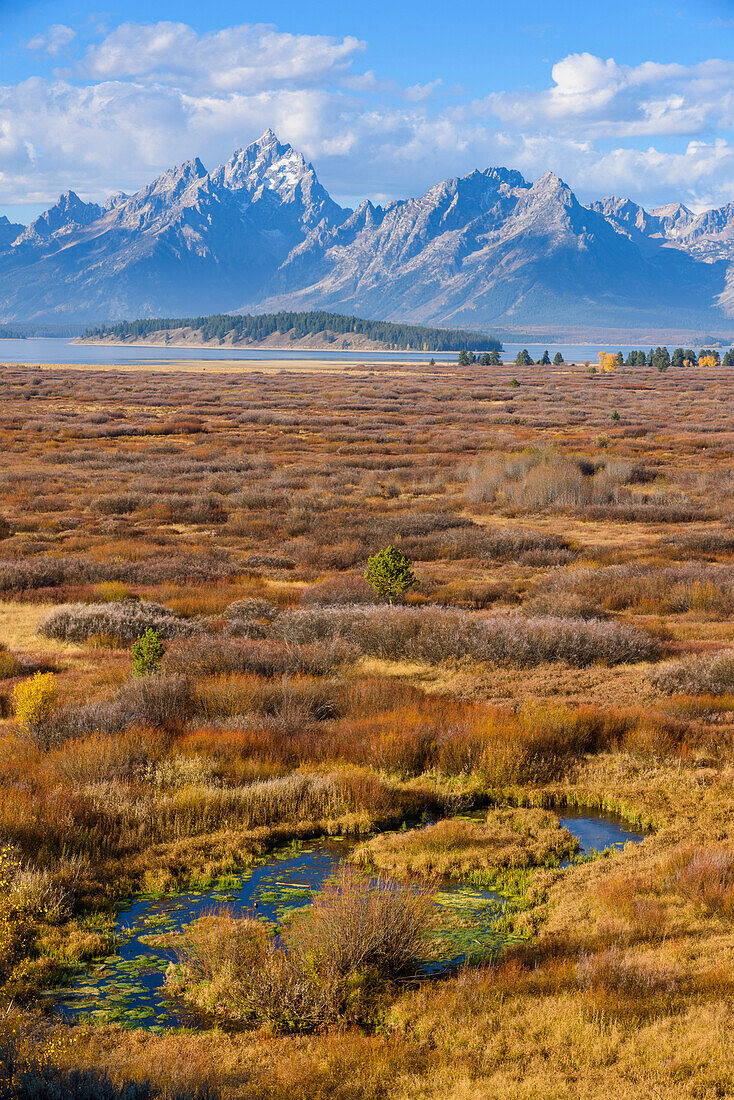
[2,128,734,336]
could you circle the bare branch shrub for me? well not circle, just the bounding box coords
[271,605,660,667]
[667,846,734,916]
[172,869,434,1031]
[50,675,194,740]
[534,562,734,615]
[287,867,434,980]
[649,651,734,695]
[39,600,196,645]
[465,450,701,520]
[221,598,280,639]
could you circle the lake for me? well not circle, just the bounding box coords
[0,338,725,367]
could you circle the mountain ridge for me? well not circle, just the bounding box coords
[2,129,734,336]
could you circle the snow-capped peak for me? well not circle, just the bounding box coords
[209,131,346,229]
[212,132,311,201]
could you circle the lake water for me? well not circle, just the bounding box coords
[0,337,725,367]
[0,339,455,366]
[53,812,645,1033]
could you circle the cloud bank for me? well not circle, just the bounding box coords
[3,23,734,213]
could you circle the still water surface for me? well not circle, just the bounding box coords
[0,338,722,367]
[54,812,644,1032]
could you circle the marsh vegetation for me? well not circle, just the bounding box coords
[1,354,734,1097]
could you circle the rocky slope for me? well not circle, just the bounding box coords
[2,129,734,334]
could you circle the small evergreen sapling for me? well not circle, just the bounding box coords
[131,627,165,676]
[364,546,419,603]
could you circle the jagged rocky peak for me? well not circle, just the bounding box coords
[529,171,574,201]
[652,201,694,221]
[467,165,529,200]
[472,166,530,216]
[103,190,129,212]
[0,214,25,234]
[691,202,734,238]
[590,195,643,219]
[211,130,346,227]
[352,199,381,226]
[110,157,211,231]
[0,214,25,250]
[214,128,310,195]
[649,201,694,239]
[133,157,208,204]
[317,199,385,244]
[419,165,527,208]
[484,165,528,188]
[16,190,103,245]
[1,128,734,327]
[512,172,581,228]
[588,195,662,236]
[379,166,528,244]
[51,190,100,218]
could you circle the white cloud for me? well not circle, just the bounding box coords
[3,28,734,216]
[79,22,365,92]
[26,24,76,56]
[551,53,623,106]
[485,52,734,138]
[404,79,443,103]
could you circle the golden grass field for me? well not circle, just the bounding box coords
[1,355,734,1098]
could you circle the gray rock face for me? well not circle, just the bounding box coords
[0,216,25,253]
[1,129,734,331]
[265,167,725,330]
[14,191,103,248]
[211,129,346,234]
[0,131,349,322]
[592,193,734,261]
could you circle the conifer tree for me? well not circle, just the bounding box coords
[364,546,419,604]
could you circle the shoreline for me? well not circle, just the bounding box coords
[0,357,709,375]
[0,357,452,374]
[73,339,462,355]
[70,338,699,352]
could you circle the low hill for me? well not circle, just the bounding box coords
[82,311,501,353]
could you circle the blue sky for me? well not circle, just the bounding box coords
[2,0,734,224]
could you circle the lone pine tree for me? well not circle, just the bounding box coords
[364,546,419,603]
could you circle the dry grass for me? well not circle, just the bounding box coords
[352,807,578,881]
[0,601,82,656]
[0,358,734,1096]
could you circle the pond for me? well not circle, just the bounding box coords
[557,810,645,858]
[53,812,644,1032]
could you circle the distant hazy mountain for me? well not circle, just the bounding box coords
[2,128,734,334]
